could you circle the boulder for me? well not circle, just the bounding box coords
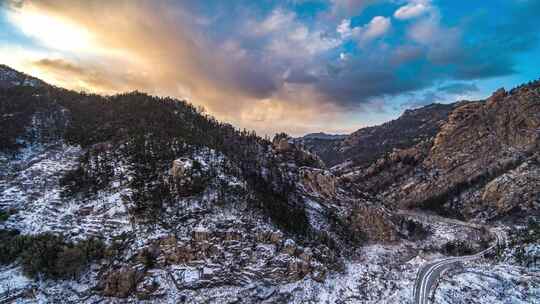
[299,247,313,262]
[103,267,138,298]
[169,158,209,196]
[299,168,337,197]
[171,158,193,179]
[269,231,283,244]
[310,262,327,282]
[192,228,210,242]
[283,239,296,255]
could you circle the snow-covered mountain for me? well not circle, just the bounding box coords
[0,66,538,303]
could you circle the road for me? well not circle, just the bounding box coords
[413,229,504,304]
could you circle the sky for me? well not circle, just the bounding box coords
[1,0,539,136]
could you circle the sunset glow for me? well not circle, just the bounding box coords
[8,6,93,52]
[1,0,539,136]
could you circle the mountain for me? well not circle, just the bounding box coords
[305,85,539,222]
[302,103,464,168]
[0,65,45,89]
[0,66,411,302]
[342,86,540,222]
[0,66,538,303]
[294,133,346,167]
[300,133,348,140]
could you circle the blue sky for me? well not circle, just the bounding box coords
[1,0,539,135]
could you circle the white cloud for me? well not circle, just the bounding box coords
[353,16,391,44]
[256,9,296,34]
[337,19,352,38]
[251,9,341,59]
[340,52,351,61]
[406,12,463,64]
[394,0,433,20]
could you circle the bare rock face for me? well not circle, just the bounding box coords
[412,87,540,212]
[283,239,297,255]
[481,160,540,213]
[272,134,325,168]
[275,138,292,152]
[347,204,399,242]
[103,267,139,298]
[344,83,540,220]
[428,87,539,172]
[169,157,210,196]
[299,168,337,197]
[171,157,193,179]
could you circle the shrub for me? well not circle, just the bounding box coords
[442,240,474,256]
[0,230,106,279]
[20,233,65,278]
[138,248,157,269]
[0,230,26,264]
[0,210,10,222]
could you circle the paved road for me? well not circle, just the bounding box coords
[413,230,503,304]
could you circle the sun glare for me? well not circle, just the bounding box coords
[8,7,93,52]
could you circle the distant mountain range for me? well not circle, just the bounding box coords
[299,132,348,140]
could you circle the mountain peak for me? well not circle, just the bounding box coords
[0,64,45,89]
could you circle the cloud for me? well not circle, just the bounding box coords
[394,1,432,20]
[2,0,540,136]
[315,49,430,108]
[249,9,341,59]
[31,58,149,93]
[337,18,353,38]
[33,58,84,75]
[330,0,380,17]
[338,16,391,44]
[355,16,391,43]
[437,83,479,95]
[402,91,443,109]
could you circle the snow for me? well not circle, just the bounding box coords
[0,266,31,296]
[434,263,540,304]
[183,268,200,283]
[0,115,536,303]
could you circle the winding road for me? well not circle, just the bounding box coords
[413,229,504,304]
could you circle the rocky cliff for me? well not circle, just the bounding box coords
[339,84,540,222]
[301,103,461,168]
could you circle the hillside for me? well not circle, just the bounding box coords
[302,103,462,168]
[337,85,540,222]
[0,66,414,303]
[0,66,538,303]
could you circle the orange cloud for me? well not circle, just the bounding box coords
[3,0,355,136]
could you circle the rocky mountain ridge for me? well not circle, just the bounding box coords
[333,84,540,223]
[300,102,465,168]
[0,66,538,303]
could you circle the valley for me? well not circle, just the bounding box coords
[0,65,538,303]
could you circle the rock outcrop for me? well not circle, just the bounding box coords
[168,157,211,197]
[340,83,540,220]
[299,167,337,198]
[481,159,540,214]
[103,267,139,298]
